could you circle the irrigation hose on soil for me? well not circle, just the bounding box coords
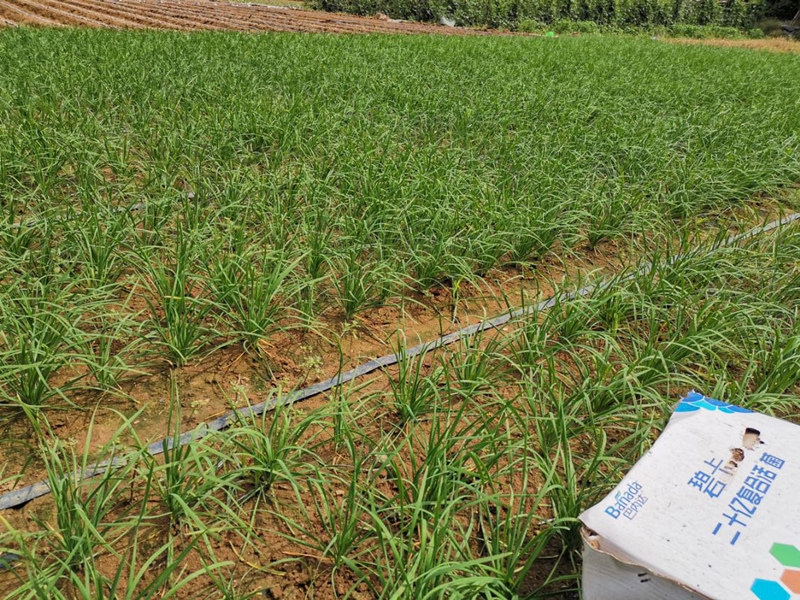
[0,212,798,517]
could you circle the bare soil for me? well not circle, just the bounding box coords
[0,0,513,34]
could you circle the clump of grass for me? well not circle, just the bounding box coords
[330,244,398,321]
[63,206,128,289]
[0,275,109,410]
[137,228,220,367]
[148,376,239,529]
[383,336,442,424]
[444,326,507,397]
[227,397,316,504]
[205,247,303,350]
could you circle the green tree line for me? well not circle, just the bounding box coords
[314,0,767,31]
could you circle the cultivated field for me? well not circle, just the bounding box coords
[0,0,491,34]
[0,27,799,599]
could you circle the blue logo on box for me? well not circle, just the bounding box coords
[675,391,752,414]
[604,481,647,521]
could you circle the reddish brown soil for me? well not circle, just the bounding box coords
[0,0,510,34]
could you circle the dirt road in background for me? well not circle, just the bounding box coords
[668,36,800,53]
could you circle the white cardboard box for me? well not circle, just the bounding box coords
[580,391,800,600]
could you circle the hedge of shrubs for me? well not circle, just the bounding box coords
[313,0,766,31]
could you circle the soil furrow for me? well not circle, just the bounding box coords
[109,0,231,30]
[58,0,191,29]
[8,0,110,26]
[129,0,269,31]
[222,6,404,33]
[0,0,62,25]
[146,0,356,33]
[145,0,402,33]
[28,0,147,28]
[151,0,340,33]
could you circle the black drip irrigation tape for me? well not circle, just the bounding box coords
[0,212,798,517]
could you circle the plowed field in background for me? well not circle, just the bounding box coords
[0,0,494,34]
